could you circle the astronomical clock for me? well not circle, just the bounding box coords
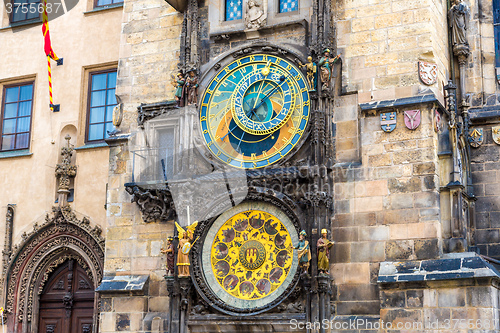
[199,54,310,169]
[148,0,336,326]
[193,202,300,315]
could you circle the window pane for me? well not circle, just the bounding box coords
[97,0,112,5]
[90,91,106,107]
[90,107,105,124]
[225,0,242,21]
[4,103,17,119]
[88,123,104,141]
[16,116,30,133]
[18,101,31,117]
[106,106,114,122]
[1,135,15,150]
[27,4,39,19]
[107,72,117,88]
[91,74,107,90]
[19,84,33,101]
[12,7,26,22]
[5,87,19,103]
[15,133,29,149]
[3,119,16,134]
[107,89,117,105]
[105,122,115,138]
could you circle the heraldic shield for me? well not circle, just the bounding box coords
[404,109,421,130]
[493,126,500,145]
[469,128,484,148]
[380,112,397,133]
[418,61,438,85]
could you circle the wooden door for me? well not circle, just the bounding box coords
[38,260,95,333]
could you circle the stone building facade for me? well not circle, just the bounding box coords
[2,0,500,332]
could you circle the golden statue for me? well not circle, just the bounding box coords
[175,221,198,276]
[317,228,333,274]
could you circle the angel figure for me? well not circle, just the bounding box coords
[175,221,199,276]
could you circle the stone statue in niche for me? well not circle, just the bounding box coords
[185,69,199,106]
[295,230,311,275]
[448,0,470,51]
[245,0,266,30]
[171,72,186,107]
[318,48,340,91]
[161,236,175,276]
[317,228,333,275]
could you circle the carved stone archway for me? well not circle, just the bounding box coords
[2,206,105,333]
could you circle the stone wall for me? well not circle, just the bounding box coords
[467,0,497,107]
[334,0,449,104]
[331,104,441,316]
[470,124,500,259]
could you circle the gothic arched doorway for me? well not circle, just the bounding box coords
[38,259,95,333]
[2,207,104,333]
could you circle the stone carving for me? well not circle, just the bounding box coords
[3,206,104,324]
[317,228,333,275]
[137,101,178,127]
[277,300,304,313]
[186,69,199,105]
[245,0,265,30]
[55,135,77,207]
[418,61,437,85]
[125,185,176,222]
[449,0,470,55]
[161,236,175,276]
[299,56,317,91]
[2,205,14,275]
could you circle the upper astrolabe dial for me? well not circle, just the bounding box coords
[200,54,310,169]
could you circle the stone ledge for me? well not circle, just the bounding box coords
[469,106,500,121]
[378,252,500,284]
[96,275,149,295]
[360,94,444,112]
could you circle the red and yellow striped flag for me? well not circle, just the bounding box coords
[42,0,60,111]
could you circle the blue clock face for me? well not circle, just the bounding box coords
[200,54,310,169]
